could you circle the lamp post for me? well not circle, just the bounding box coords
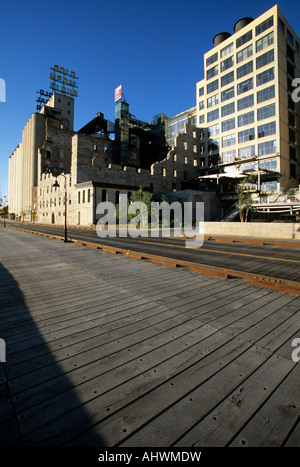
[3,196,7,227]
[52,173,68,243]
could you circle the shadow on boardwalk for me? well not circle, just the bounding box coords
[0,263,106,447]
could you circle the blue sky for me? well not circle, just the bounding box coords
[1,0,300,200]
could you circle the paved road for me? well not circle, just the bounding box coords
[5,221,300,283]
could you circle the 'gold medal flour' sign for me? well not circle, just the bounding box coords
[50,65,78,97]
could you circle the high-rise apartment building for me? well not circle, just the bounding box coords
[196,4,300,193]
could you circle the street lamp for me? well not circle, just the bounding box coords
[3,196,7,227]
[52,174,68,243]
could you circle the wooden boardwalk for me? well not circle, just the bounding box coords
[0,227,299,447]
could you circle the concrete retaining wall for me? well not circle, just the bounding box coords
[203,222,300,240]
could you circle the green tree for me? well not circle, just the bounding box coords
[235,174,257,222]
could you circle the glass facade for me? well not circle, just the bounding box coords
[236,30,252,49]
[237,94,254,111]
[238,111,255,127]
[256,67,274,86]
[236,44,253,64]
[257,85,275,103]
[256,31,274,52]
[207,79,219,94]
[237,61,253,79]
[257,103,276,120]
[256,49,274,69]
[222,117,235,132]
[221,71,234,87]
[237,77,254,95]
[255,16,273,36]
[164,112,189,147]
[221,86,234,102]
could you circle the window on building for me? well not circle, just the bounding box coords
[238,111,255,127]
[206,65,218,80]
[82,190,85,203]
[287,43,294,62]
[289,128,296,145]
[296,42,300,53]
[199,86,204,96]
[221,56,234,72]
[258,140,276,155]
[237,77,253,95]
[256,31,274,53]
[221,71,234,87]
[222,134,236,148]
[238,145,255,159]
[101,189,107,202]
[222,149,236,163]
[115,191,119,204]
[236,44,253,64]
[207,108,219,122]
[184,156,188,164]
[78,192,80,204]
[257,85,275,103]
[221,43,233,58]
[257,103,276,120]
[237,94,254,111]
[290,162,297,178]
[259,158,277,171]
[287,29,294,45]
[237,61,253,79]
[207,79,219,94]
[278,18,285,34]
[257,121,276,137]
[173,169,177,178]
[236,30,252,48]
[255,16,273,36]
[287,60,295,78]
[162,168,166,177]
[199,115,205,124]
[238,128,255,143]
[206,52,218,67]
[88,189,91,203]
[207,94,219,108]
[256,67,274,86]
[290,146,297,161]
[221,102,235,117]
[208,123,220,136]
[222,117,235,132]
[199,100,204,110]
[256,49,274,70]
[221,86,234,102]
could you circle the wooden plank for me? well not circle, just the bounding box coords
[13,322,222,422]
[174,355,295,447]
[221,294,299,339]
[1,228,299,447]
[285,420,300,447]
[63,342,270,447]
[230,364,300,447]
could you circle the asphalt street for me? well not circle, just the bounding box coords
[5,221,300,283]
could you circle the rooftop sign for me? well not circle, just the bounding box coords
[50,65,78,97]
